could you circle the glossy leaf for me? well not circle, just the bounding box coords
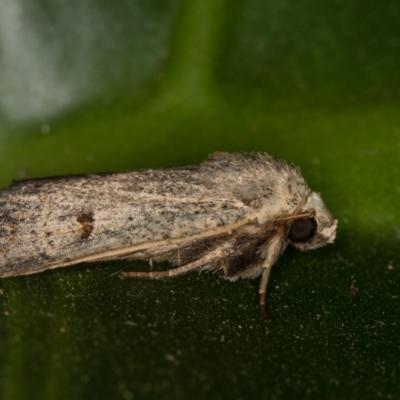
[0,0,399,398]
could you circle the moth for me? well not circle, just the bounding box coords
[0,152,337,320]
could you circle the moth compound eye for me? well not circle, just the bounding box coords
[289,218,317,243]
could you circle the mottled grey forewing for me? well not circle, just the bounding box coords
[0,152,311,278]
[0,168,254,277]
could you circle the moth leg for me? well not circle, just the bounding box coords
[220,260,228,277]
[259,227,285,322]
[259,265,273,322]
[121,247,224,280]
[121,262,200,279]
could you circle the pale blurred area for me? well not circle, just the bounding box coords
[0,0,177,124]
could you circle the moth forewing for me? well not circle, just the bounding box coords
[0,152,337,320]
[55,218,254,270]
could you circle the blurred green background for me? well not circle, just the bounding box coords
[0,0,399,399]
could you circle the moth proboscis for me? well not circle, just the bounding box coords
[0,152,337,321]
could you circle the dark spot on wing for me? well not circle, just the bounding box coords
[77,211,94,240]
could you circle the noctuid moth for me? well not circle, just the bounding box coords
[0,152,337,320]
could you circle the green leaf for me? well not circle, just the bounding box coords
[0,0,400,399]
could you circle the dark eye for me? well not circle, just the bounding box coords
[289,218,317,243]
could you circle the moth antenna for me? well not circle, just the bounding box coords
[274,209,316,225]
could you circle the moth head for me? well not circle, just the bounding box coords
[288,191,337,251]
